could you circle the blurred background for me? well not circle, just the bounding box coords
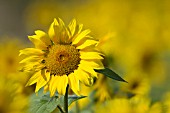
[0,0,170,113]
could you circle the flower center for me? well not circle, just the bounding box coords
[44,44,80,76]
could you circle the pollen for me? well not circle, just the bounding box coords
[44,44,80,76]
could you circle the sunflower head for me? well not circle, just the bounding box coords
[44,44,80,76]
[20,18,104,96]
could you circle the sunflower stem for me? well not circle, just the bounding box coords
[64,85,69,113]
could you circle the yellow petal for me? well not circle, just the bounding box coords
[34,64,45,72]
[75,69,93,86]
[49,75,58,97]
[21,62,40,71]
[72,29,91,45]
[77,24,83,34]
[54,76,62,95]
[35,70,50,92]
[19,48,44,56]
[68,23,84,42]
[35,30,51,46]
[28,35,47,50]
[80,51,103,60]
[80,60,104,69]
[35,79,45,93]
[57,18,70,43]
[59,29,70,44]
[41,69,49,81]
[56,75,68,95]
[68,72,80,95]
[68,19,76,36]
[76,40,98,50]
[43,84,49,93]
[48,18,59,44]
[44,71,51,81]
[48,18,69,44]
[19,56,42,64]
[79,62,98,78]
[58,18,65,27]
[26,71,41,86]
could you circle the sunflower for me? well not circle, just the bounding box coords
[20,18,104,96]
[120,71,150,96]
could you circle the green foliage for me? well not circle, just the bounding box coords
[30,90,86,113]
[30,93,59,113]
[94,68,127,83]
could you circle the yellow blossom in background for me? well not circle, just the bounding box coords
[120,71,150,96]
[0,75,29,113]
[93,75,111,102]
[95,98,131,113]
[0,40,23,74]
[20,18,104,96]
[95,95,162,113]
[0,39,34,94]
[11,72,35,95]
[0,39,34,113]
[149,102,163,113]
[122,41,167,84]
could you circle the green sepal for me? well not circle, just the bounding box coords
[94,68,128,83]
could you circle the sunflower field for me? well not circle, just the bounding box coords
[0,0,170,113]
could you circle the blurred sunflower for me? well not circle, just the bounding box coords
[149,102,163,113]
[120,71,150,96]
[0,40,23,74]
[93,74,111,102]
[130,96,162,113]
[95,98,131,113]
[11,72,35,95]
[0,39,34,95]
[95,95,162,113]
[0,75,29,113]
[20,18,104,96]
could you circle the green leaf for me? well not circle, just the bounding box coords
[29,89,86,113]
[30,91,60,113]
[94,68,128,83]
[68,95,87,106]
